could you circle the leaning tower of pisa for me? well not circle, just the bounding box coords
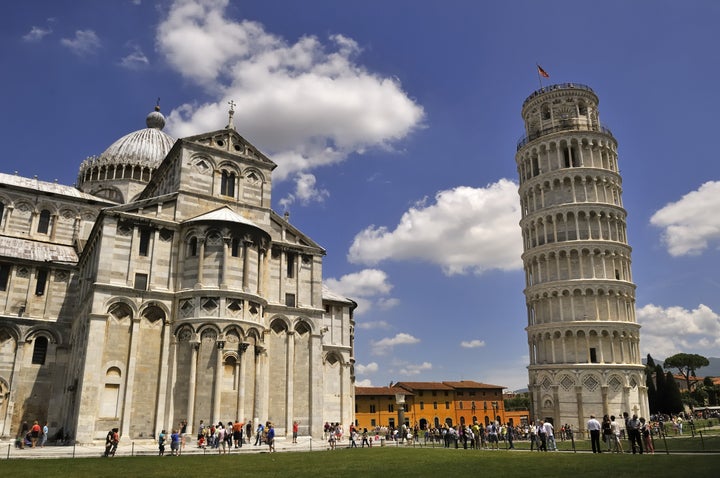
[515,83,648,430]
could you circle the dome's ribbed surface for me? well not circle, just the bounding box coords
[79,107,175,171]
[97,127,175,167]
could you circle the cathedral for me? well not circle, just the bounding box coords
[0,104,356,443]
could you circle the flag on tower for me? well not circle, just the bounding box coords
[537,64,550,78]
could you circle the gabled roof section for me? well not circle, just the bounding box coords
[322,285,355,305]
[104,192,178,213]
[394,382,455,392]
[270,210,325,253]
[184,205,261,228]
[0,172,116,204]
[355,386,413,397]
[0,236,78,263]
[181,128,277,169]
[443,380,505,390]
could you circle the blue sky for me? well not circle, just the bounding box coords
[2,0,720,391]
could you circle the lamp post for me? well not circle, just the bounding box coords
[395,393,406,440]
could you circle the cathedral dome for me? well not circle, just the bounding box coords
[77,106,176,203]
[93,106,174,168]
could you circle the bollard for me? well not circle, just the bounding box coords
[6,443,10,460]
[699,430,704,450]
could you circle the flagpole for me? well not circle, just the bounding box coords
[536,63,543,90]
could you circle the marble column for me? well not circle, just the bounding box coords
[120,317,141,439]
[213,339,225,424]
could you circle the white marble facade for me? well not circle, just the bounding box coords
[0,108,356,443]
[516,84,648,430]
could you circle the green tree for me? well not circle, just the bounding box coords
[702,377,719,406]
[504,394,530,411]
[663,353,710,391]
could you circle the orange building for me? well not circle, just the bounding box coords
[355,380,513,430]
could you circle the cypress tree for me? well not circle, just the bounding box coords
[655,364,667,413]
[665,371,684,414]
[645,354,658,413]
[646,354,656,369]
[646,369,658,414]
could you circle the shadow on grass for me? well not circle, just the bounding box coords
[1,447,718,478]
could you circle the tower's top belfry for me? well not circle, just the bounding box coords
[518,83,611,152]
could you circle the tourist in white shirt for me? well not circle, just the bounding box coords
[586,415,602,453]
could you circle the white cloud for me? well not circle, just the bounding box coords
[460,339,486,349]
[356,320,391,330]
[61,29,101,56]
[348,179,523,275]
[355,378,373,387]
[22,26,52,42]
[157,0,423,186]
[356,362,378,375]
[376,297,400,310]
[650,181,720,256]
[482,355,530,391]
[120,45,149,69]
[325,269,392,297]
[325,269,398,316]
[371,332,420,355]
[278,172,329,210]
[398,362,432,376]
[637,303,720,359]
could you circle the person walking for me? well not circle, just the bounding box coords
[361,428,371,447]
[254,422,264,446]
[30,421,41,448]
[158,429,166,456]
[40,422,49,448]
[506,423,515,449]
[626,414,644,454]
[587,415,602,453]
[601,415,612,451]
[266,424,275,452]
[640,417,654,454]
[170,429,180,456]
[610,415,624,453]
[543,420,556,451]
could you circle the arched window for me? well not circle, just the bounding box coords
[37,209,51,234]
[0,201,4,226]
[32,336,48,365]
[0,262,10,291]
[101,367,122,417]
[35,269,48,295]
[221,170,236,197]
[139,228,151,256]
[187,237,198,257]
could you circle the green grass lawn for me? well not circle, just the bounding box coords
[2,447,719,477]
[504,432,720,453]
